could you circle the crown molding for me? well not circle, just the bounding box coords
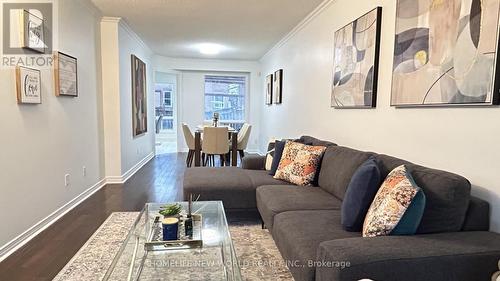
[100,17,153,55]
[260,0,336,61]
[118,18,153,55]
[101,16,121,23]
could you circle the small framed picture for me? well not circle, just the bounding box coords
[54,51,78,97]
[22,10,45,53]
[16,66,42,104]
[273,69,283,104]
[266,74,273,105]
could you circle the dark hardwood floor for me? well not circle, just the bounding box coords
[0,153,189,281]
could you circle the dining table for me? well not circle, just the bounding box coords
[193,125,238,167]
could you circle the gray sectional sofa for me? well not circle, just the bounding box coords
[183,136,500,281]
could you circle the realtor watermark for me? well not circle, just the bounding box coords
[1,1,55,68]
[147,258,352,270]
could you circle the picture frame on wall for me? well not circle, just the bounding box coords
[131,54,148,137]
[54,51,78,97]
[391,0,500,107]
[273,69,283,104]
[21,9,45,53]
[16,66,42,104]
[266,74,273,105]
[331,7,382,108]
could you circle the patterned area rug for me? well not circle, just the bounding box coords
[53,212,293,281]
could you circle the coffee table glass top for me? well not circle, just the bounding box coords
[103,201,242,281]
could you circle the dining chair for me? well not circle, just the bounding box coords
[181,123,197,167]
[202,127,229,167]
[232,123,252,160]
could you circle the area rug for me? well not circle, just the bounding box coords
[53,212,293,281]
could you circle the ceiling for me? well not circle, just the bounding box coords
[91,0,325,60]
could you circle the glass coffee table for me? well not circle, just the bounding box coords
[103,201,242,281]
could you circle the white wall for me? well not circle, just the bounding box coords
[100,18,155,177]
[260,0,500,232]
[0,0,104,248]
[154,56,262,152]
[118,24,155,174]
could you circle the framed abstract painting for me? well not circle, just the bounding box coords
[266,74,273,105]
[331,7,382,108]
[131,54,148,137]
[273,69,283,104]
[391,0,500,107]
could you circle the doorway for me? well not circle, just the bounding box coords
[154,72,178,155]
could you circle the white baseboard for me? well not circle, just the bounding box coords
[0,178,107,262]
[106,152,155,184]
[0,152,155,262]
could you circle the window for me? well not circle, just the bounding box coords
[204,75,246,128]
[163,91,172,107]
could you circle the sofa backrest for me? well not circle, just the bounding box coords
[298,135,337,147]
[317,145,473,234]
[318,146,374,200]
[374,154,471,234]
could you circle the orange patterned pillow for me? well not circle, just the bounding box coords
[273,141,326,186]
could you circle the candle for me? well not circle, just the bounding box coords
[162,217,179,241]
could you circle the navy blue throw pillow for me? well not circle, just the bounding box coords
[341,157,382,232]
[269,140,286,176]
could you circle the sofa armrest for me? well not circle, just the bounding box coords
[241,155,267,170]
[315,232,500,281]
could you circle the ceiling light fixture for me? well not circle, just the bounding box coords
[197,43,224,55]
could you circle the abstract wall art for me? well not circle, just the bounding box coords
[131,54,148,137]
[273,69,283,104]
[331,7,382,108]
[391,0,500,106]
[266,74,273,105]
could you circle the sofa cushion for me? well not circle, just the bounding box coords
[375,154,471,234]
[316,231,500,281]
[256,185,342,232]
[341,156,381,232]
[272,210,360,281]
[363,165,425,237]
[318,146,374,200]
[184,167,292,211]
[184,167,255,209]
[274,141,327,186]
[244,169,292,188]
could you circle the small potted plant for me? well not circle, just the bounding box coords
[159,203,182,219]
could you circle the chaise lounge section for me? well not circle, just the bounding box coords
[183,136,500,281]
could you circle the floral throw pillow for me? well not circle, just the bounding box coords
[273,141,326,186]
[362,165,424,237]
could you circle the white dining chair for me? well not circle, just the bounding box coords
[182,123,198,167]
[232,123,252,160]
[202,127,229,167]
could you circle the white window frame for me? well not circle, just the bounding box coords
[203,73,249,126]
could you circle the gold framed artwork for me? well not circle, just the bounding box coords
[131,54,148,137]
[54,51,78,97]
[16,66,42,104]
[266,74,273,105]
